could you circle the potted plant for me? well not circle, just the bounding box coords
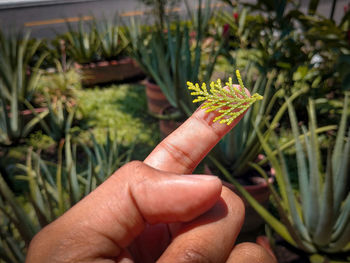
[128,0,224,136]
[229,94,350,262]
[64,16,143,86]
[0,31,48,147]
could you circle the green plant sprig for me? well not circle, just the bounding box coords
[187,70,263,125]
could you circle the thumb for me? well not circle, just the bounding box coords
[27,161,222,261]
[92,161,222,247]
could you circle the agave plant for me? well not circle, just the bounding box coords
[0,31,48,146]
[226,94,350,260]
[25,95,76,142]
[64,19,100,64]
[94,14,128,61]
[0,31,46,103]
[128,0,222,119]
[0,131,133,262]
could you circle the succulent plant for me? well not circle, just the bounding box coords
[227,93,350,258]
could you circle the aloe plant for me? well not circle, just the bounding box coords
[0,31,45,103]
[94,15,128,61]
[0,131,133,261]
[128,0,222,118]
[64,19,100,64]
[25,96,75,142]
[0,31,48,146]
[222,94,350,259]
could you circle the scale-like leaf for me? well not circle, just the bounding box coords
[188,70,263,125]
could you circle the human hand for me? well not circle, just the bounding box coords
[26,102,276,263]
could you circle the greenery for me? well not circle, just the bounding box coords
[188,70,263,125]
[0,31,48,146]
[223,95,350,261]
[63,16,127,64]
[0,131,133,261]
[75,84,159,160]
[128,0,221,119]
[0,0,350,261]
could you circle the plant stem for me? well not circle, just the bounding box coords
[330,0,337,20]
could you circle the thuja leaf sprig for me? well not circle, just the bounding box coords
[187,70,263,125]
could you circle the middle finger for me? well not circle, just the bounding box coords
[157,187,245,263]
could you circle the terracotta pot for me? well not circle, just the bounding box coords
[144,80,171,115]
[77,58,145,86]
[159,106,183,138]
[7,106,47,124]
[204,162,275,235]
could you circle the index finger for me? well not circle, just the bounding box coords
[144,88,249,173]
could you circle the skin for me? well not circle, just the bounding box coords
[26,88,276,263]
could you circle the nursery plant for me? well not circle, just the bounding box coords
[64,19,100,64]
[225,94,350,262]
[128,0,222,119]
[21,60,81,143]
[93,14,128,61]
[0,31,46,103]
[0,131,133,262]
[0,31,48,146]
[26,95,76,142]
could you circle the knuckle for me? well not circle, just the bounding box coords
[123,160,144,174]
[115,160,145,179]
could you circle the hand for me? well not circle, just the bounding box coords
[26,105,276,263]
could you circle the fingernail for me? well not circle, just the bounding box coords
[182,174,220,181]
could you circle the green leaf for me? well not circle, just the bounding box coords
[305,99,321,235]
[188,70,263,125]
[209,155,296,246]
[0,173,36,245]
[333,94,349,212]
[313,149,334,246]
[286,97,311,235]
[308,0,320,15]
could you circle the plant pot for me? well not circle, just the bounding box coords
[204,161,275,235]
[7,106,47,125]
[76,57,145,86]
[20,107,48,126]
[144,79,171,115]
[159,105,183,138]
